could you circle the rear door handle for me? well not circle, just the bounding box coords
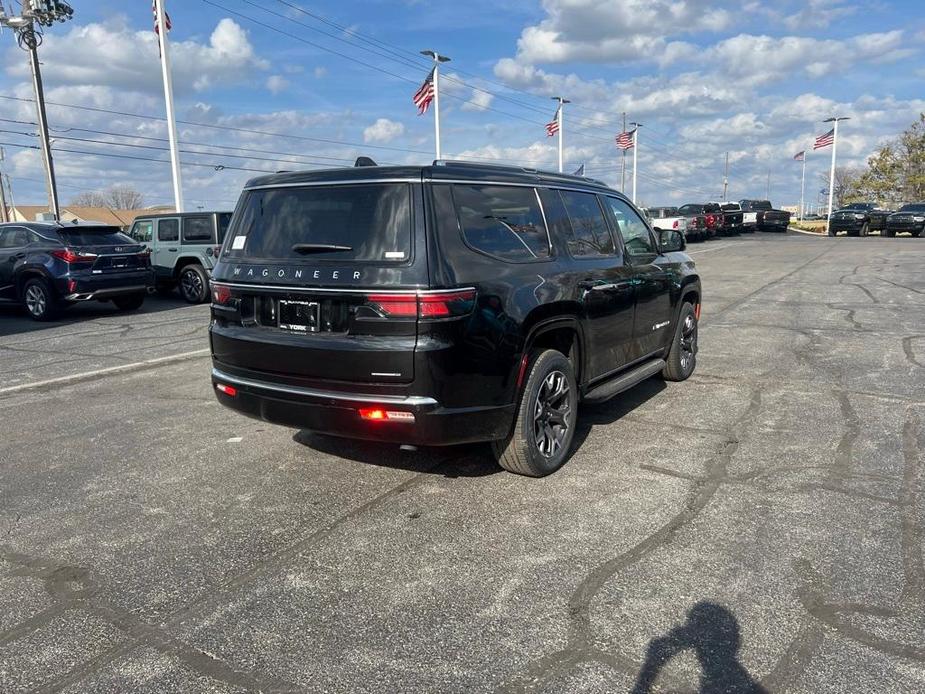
[168,248,178,252]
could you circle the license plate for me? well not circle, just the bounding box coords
[278,299,319,333]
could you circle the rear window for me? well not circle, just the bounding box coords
[451,184,550,262]
[899,204,925,212]
[721,204,739,211]
[56,226,133,245]
[225,183,412,262]
[678,204,701,215]
[217,213,232,242]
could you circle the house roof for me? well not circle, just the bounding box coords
[4,206,177,227]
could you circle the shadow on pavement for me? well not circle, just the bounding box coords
[293,431,502,478]
[631,602,767,694]
[0,294,201,338]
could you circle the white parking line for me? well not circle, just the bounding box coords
[0,348,210,396]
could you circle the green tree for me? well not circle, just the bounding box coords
[854,113,925,205]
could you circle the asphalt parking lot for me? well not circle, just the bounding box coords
[1,232,924,693]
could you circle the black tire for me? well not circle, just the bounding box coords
[828,227,836,237]
[178,264,209,304]
[21,277,58,321]
[491,349,578,477]
[910,229,920,238]
[859,223,869,237]
[662,302,698,382]
[882,228,894,238]
[112,293,145,311]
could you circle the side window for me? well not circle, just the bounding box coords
[604,197,657,257]
[451,184,550,262]
[0,227,29,248]
[157,218,179,242]
[0,229,13,249]
[182,215,213,243]
[217,213,232,243]
[558,190,616,257]
[130,220,153,242]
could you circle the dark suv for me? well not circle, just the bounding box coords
[0,221,154,321]
[209,162,701,476]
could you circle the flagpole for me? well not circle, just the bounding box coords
[630,121,642,204]
[421,51,450,161]
[799,155,806,222]
[155,0,183,212]
[551,97,569,173]
[824,116,849,236]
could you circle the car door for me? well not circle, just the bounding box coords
[602,196,674,358]
[544,188,636,379]
[153,217,180,276]
[0,226,28,300]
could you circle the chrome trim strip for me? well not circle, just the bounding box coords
[210,281,475,296]
[424,178,617,196]
[212,367,438,406]
[244,178,420,191]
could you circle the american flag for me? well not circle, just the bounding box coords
[413,68,436,115]
[813,129,834,150]
[545,108,560,137]
[615,130,635,150]
[793,151,805,161]
[152,0,172,35]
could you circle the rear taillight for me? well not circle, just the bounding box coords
[215,383,237,397]
[51,248,96,264]
[365,289,476,320]
[211,283,233,305]
[672,220,679,229]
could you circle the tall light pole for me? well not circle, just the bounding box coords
[421,50,450,160]
[630,121,642,203]
[722,151,729,201]
[824,116,849,236]
[551,97,570,173]
[620,111,626,192]
[0,1,73,221]
[154,0,184,213]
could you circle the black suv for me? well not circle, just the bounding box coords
[828,202,890,236]
[0,221,154,321]
[882,203,924,238]
[209,162,701,476]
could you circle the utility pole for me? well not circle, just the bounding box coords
[630,121,642,203]
[421,50,450,161]
[551,96,570,173]
[0,148,7,222]
[0,1,73,220]
[766,169,771,200]
[621,111,626,192]
[722,151,729,201]
[823,116,849,236]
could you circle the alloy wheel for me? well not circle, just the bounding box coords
[680,313,698,373]
[181,269,203,302]
[532,370,571,458]
[25,284,47,317]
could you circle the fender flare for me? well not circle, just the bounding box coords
[520,315,586,387]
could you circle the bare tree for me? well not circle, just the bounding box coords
[68,184,146,209]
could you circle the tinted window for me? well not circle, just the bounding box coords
[226,183,411,262]
[451,184,549,262]
[558,190,616,257]
[678,204,701,215]
[182,215,213,243]
[720,204,739,212]
[130,220,153,242]
[0,227,29,249]
[217,213,232,242]
[604,197,656,256]
[899,204,925,212]
[56,227,134,245]
[158,219,179,242]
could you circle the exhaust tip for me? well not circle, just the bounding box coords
[399,444,418,452]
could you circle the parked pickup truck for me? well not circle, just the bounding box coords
[739,200,791,232]
[828,202,891,237]
[679,203,724,239]
[645,206,709,243]
[883,203,925,237]
[718,202,745,234]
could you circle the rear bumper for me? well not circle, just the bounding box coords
[58,269,155,301]
[211,366,515,446]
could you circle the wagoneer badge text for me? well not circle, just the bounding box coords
[232,266,362,281]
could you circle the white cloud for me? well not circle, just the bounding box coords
[266,75,290,95]
[461,89,494,111]
[313,67,328,78]
[5,17,267,95]
[363,118,405,143]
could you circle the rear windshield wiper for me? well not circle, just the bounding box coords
[291,243,353,254]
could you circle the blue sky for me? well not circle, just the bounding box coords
[1,0,923,210]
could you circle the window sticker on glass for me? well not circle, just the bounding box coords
[231,235,247,250]
[384,251,405,259]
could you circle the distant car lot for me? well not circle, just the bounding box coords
[2,233,925,692]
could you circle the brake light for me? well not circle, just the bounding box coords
[365,289,476,320]
[672,220,679,229]
[215,383,237,397]
[359,408,415,422]
[211,283,233,305]
[51,248,96,264]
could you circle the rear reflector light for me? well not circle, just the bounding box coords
[51,248,96,264]
[211,283,233,305]
[365,288,476,320]
[215,383,237,397]
[359,408,415,422]
[67,279,77,292]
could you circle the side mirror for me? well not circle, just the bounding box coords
[659,229,686,253]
